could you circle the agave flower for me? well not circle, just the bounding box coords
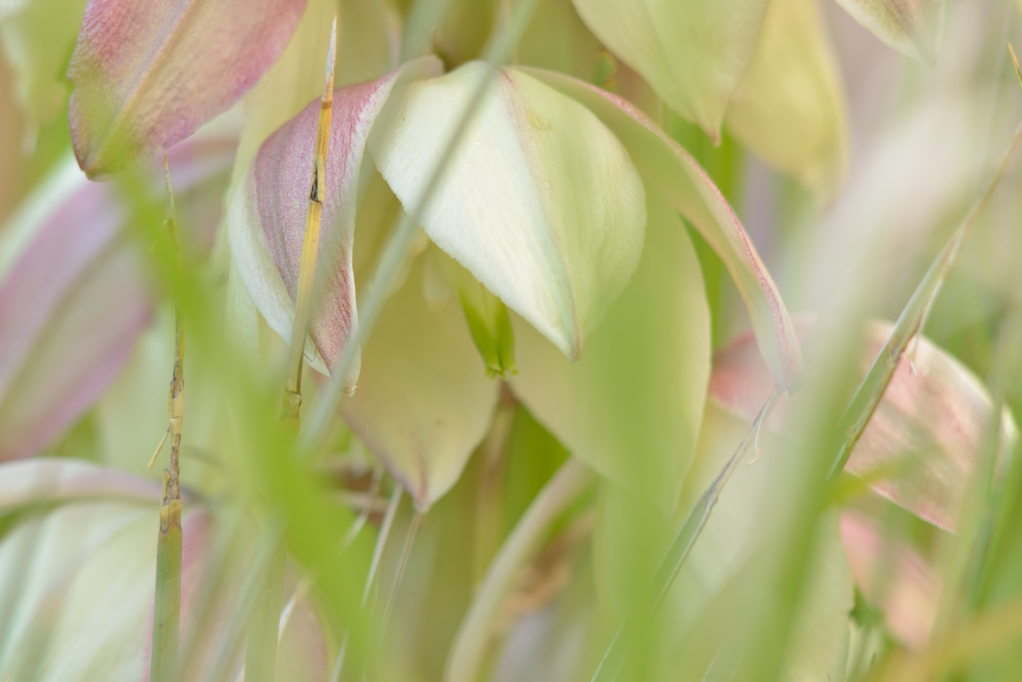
[226,54,811,512]
[11,0,925,531]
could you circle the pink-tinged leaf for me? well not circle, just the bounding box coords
[832,0,944,62]
[518,67,803,391]
[67,0,306,177]
[0,457,164,512]
[709,317,1017,531]
[840,510,940,647]
[0,137,236,461]
[228,57,442,389]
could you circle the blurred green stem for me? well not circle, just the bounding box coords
[150,159,184,682]
[827,118,1022,479]
[247,19,337,682]
[445,457,594,682]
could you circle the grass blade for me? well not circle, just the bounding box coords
[592,115,1022,682]
[149,158,185,682]
[827,118,1022,479]
[245,17,338,682]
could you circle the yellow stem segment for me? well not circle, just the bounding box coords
[281,16,338,429]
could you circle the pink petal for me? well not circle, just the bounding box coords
[0,456,165,512]
[840,510,940,647]
[232,57,442,386]
[832,0,944,62]
[709,317,1012,531]
[68,0,305,177]
[518,67,803,392]
[0,136,236,460]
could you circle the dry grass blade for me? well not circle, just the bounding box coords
[149,157,185,682]
[590,396,779,682]
[281,15,338,429]
[592,100,1022,682]
[827,117,1022,479]
[301,0,543,452]
[246,17,337,682]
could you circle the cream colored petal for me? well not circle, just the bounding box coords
[340,250,499,510]
[571,0,771,138]
[369,61,647,362]
[833,0,944,62]
[509,184,710,513]
[725,0,849,203]
[522,67,803,391]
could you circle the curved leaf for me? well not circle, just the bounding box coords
[520,66,803,391]
[228,58,442,388]
[725,0,849,202]
[509,183,709,513]
[832,0,944,62]
[369,61,647,362]
[67,0,305,176]
[570,0,771,138]
[708,318,1017,531]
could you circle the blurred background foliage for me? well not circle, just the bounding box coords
[1,0,1022,680]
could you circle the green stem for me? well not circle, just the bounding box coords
[150,159,185,682]
[445,458,594,682]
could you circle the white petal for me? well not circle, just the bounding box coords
[368,61,647,362]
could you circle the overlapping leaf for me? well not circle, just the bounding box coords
[369,61,647,363]
[67,0,306,176]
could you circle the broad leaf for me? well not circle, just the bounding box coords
[509,183,709,512]
[832,0,944,62]
[228,58,441,389]
[369,61,647,362]
[67,0,306,176]
[521,67,803,391]
[708,318,1017,531]
[570,0,771,139]
[725,0,848,202]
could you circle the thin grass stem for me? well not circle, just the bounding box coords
[150,158,185,682]
[446,458,594,682]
